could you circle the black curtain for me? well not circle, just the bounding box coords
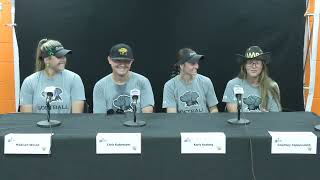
[16,0,305,112]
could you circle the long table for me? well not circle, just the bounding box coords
[0,112,319,180]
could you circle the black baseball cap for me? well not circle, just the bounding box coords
[176,48,204,65]
[109,43,134,61]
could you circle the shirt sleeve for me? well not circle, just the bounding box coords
[93,80,107,113]
[162,81,177,108]
[19,77,34,105]
[222,80,236,103]
[140,77,155,109]
[268,97,280,112]
[70,74,86,102]
[268,82,281,112]
[205,78,219,108]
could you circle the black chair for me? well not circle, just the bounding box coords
[83,101,90,113]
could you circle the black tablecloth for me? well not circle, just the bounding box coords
[0,112,319,180]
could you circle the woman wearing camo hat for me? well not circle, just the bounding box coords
[222,46,281,112]
[162,48,219,113]
[19,38,86,113]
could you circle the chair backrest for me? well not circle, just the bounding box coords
[83,101,90,113]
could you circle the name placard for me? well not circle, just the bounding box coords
[181,132,226,154]
[4,133,52,154]
[268,131,317,154]
[96,133,141,154]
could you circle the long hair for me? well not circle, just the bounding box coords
[170,64,180,78]
[34,39,63,72]
[238,61,281,111]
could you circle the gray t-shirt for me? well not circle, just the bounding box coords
[20,69,86,113]
[93,72,154,113]
[222,77,280,112]
[162,74,218,113]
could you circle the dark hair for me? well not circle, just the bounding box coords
[170,48,195,78]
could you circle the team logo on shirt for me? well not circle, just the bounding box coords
[243,95,261,111]
[113,95,133,112]
[41,87,63,102]
[180,91,200,107]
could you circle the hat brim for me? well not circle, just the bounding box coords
[188,54,204,63]
[55,49,72,58]
[236,52,271,64]
[176,54,204,65]
[111,57,134,61]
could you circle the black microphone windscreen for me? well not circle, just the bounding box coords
[106,109,115,115]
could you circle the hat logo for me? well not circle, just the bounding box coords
[47,48,54,56]
[189,52,196,56]
[55,46,63,51]
[118,48,128,55]
[245,52,261,58]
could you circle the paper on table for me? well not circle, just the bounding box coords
[181,132,226,154]
[96,133,141,154]
[268,131,317,154]
[4,133,52,154]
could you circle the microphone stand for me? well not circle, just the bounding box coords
[227,96,250,125]
[123,102,146,127]
[37,95,62,128]
[133,104,137,123]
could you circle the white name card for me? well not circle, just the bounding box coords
[4,133,52,154]
[96,133,141,154]
[181,132,226,154]
[268,131,317,154]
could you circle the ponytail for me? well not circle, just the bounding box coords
[34,38,48,72]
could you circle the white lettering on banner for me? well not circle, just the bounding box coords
[268,131,317,154]
[4,133,52,154]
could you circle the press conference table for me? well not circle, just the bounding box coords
[0,112,319,180]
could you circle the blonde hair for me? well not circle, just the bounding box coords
[34,39,63,72]
[238,61,282,111]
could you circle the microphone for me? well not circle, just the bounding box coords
[227,85,250,125]
[233,85,244,110]
[44,86,55,104]
[123,88,146,127]
[130,89,140,122]
[106,108,124,115]
[44,86,55,94]
[37,86,61,128]
[46,93,53,105]
[130,89,140,106]
[106,109,115,115]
